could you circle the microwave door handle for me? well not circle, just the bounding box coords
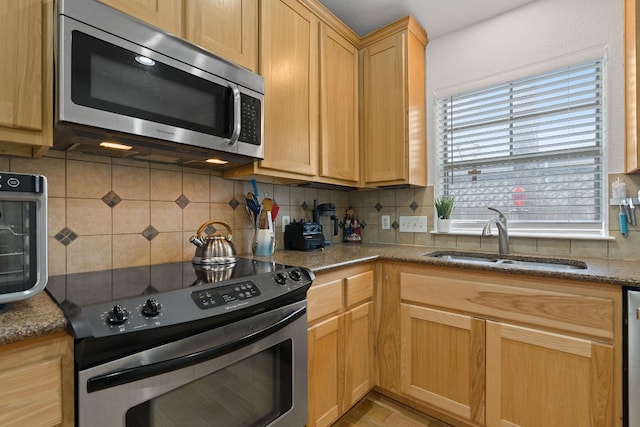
[229,83,241,145]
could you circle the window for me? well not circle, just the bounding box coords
[436,59,605,237]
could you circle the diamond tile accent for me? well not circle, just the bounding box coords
[301,201,308,211]
[55,227,78,246]
[391,221,399,230]
[375,203,383,211]
[229,197,240,210]
[175,194,190,209]
[410,201,419,211]
[202,224,218,236]
[102,191,122,208]
[142,225,159,241]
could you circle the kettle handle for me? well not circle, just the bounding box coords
[196,221,234,240]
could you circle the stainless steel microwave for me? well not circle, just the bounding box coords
[53,0,264,169]
[0,173,47,305]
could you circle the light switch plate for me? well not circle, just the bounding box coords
[381,215,390,230]
[399,216,428,233]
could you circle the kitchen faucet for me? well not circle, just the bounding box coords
[482,207,509,254]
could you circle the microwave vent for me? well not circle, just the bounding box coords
[134,153,180,163]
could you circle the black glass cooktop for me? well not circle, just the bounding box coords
[46,258,288,310]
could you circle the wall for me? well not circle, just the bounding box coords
[3,0,639,275]
[1,152,351,275]
[387,0,640,260]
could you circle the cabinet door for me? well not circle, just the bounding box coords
[0,334,74,427]
[400,303,485,424]
[308,314,344,427]
[344,301,373,409]
[486,321,614,427]
[361,32,406,184]
[0,0,53,157]
[319,24,359,184]
[259,0,319,176]
[184,0,258,72]
[98,0,181,35]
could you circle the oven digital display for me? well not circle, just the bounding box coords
[191,281,261,309]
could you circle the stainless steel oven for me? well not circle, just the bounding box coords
[47,259,313,427]
[0,172,47,304]
[80,301,307,427]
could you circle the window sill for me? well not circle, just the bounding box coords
[431,230,615,241]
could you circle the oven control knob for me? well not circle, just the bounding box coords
[289,269,302,281]
[274,273,288,285]
[142,299,161,317]
[106,305,129,325]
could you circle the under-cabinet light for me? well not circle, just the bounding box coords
[100,141,133,151]
[206,158,228,165]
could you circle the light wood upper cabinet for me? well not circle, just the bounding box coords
[224,0,361,186]
[0,333,74,427]
[258,0,319,177]
[360,17,427,187]
[626,0,640,172]
[184,0,258,72]
[0,0,53,157]
[98,0,182,35]
[319,23,359,184]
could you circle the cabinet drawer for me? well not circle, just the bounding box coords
[308,278,344,323]
[400,270,615,341]
[345,270,374,308]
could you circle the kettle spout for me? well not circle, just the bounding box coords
[190,236,204,247]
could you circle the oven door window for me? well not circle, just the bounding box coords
[0,200,37,293]
[70,31,233,138]
[125,340,293,427]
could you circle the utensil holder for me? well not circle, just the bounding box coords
[252,228,275,256]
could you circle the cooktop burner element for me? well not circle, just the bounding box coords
[47,258,314,368]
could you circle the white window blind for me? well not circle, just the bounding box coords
[436,59,605,236]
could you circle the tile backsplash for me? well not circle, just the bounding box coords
[2,152,640,276]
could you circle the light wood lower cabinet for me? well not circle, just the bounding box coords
[400,304,485,424]
[485,321,613,427]
[0,333,74,427]
[377,261,621,427]
[307,264,374,427]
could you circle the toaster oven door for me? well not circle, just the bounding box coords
[0,174,48,303]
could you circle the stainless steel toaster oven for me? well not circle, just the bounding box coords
[0,173,47,304]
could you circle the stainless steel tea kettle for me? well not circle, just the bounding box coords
[190,221,238,265]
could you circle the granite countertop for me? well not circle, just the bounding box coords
[0,292,67,346]
[3,242,640,348]
[262,243,640,288]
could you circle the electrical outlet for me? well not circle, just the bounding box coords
[399,216,428,232]
[282,216,290,228]
[381,215,390,230]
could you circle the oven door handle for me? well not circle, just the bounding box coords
[86,305,306,393]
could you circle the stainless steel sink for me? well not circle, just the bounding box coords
[426,251,588,271]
